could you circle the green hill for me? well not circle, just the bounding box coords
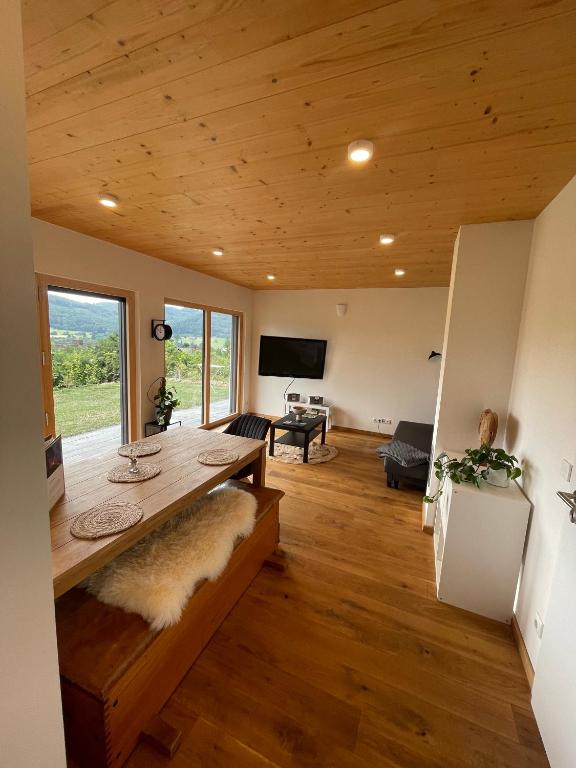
[48,293,119,337]
[48,293,233,341]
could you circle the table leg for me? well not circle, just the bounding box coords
[303,432,310,463]
[269,425,275,456]
[252,444,266,487]
[321,418,326,445]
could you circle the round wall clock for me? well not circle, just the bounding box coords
[151,320,173,341]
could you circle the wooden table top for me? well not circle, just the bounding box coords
[50,426,266,598]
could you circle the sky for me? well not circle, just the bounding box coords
[48,289,116,305]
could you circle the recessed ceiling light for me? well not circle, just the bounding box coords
[212,248,224,257]
[98,193,119,208]
[394,268,406,277]
[266,274,276,281]
[348,139,374,163]
[379,234,395,245]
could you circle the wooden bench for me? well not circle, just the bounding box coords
[55,482,283,768]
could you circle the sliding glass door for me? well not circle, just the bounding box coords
[164,301,241,427]
[37,276,135,464]
[47,288,128,453]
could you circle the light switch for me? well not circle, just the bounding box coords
[534,612,545,639]
[560,458,573,483]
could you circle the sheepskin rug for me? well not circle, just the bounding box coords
[83,485,257,630]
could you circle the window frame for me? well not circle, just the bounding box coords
[164,297,244,428]
[36,274,138,442]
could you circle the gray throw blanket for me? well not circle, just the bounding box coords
[376,439,429,467]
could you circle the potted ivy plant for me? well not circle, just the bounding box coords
[424,444,521,504]
[153,377,180,426]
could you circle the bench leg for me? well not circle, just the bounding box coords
[264,552,286,572]
[264,540,286,572]
[140,715,182,759]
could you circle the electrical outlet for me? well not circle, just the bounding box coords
[382,418,392,425]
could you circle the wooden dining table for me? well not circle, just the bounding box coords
[50,426,266,598]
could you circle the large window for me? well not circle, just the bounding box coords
[164,301,241,427]
[37,275,136,463]
[210,312,239,422]
[164,304,204,427]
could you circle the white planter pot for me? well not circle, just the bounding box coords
[486,467,510,488]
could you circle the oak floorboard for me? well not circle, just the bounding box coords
[126,429,548,767]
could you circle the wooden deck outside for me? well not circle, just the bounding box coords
[61,400,231,465]
[124,428,548,768]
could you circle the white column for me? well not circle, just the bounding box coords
[424,221,533,528]
[0,2,66,765]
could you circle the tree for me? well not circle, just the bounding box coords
[51,334,120,388]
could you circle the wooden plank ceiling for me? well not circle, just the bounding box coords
[22,0,576,289]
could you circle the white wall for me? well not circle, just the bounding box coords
[250,288,448,430]
[0,2,66,765]
[425,221,533,526]
[32,219,253,429]
[506,176,576,665]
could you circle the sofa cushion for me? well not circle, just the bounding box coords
[393,421,434,453]
[377,438,429,467]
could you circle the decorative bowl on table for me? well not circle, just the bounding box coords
[291,406,307,422]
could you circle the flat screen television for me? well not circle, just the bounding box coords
[258,335,327,379]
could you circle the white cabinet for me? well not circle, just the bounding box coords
[434,471,530,623]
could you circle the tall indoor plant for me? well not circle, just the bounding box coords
[424,444,521,504]
[153,377,180,426]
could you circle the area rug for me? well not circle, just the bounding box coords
[82,485,256,630]
[269,443,338,465]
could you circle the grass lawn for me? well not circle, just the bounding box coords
[167,377,230,411]
[54,378,231,437]
[54,382,121,437]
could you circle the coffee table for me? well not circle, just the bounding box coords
[269,413,327,464]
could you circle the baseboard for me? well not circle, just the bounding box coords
[332,425,392,438]
[512,613,535,688]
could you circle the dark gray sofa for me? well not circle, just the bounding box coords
[384,421,434,490]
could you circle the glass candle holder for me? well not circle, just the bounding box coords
[128,448,140,475]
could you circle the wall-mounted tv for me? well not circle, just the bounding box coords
[258,335,327,379]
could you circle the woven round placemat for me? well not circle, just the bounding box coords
[197,449,239,466]
[107,462,161,483]
[70,501,143,539]
[118,441,162,458]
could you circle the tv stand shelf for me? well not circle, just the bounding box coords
[276,430,321,448]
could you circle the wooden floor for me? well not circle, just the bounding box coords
[126,429,548,768]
